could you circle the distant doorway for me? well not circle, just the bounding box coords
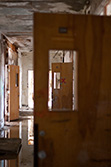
[28,70,34,109]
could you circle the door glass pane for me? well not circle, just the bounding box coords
[48,50,78,111]
[15,73,19,87]
[54,72,60,89]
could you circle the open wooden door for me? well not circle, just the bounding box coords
[52,63,73,110]
[9,65,19,121]
[34,13,111,167]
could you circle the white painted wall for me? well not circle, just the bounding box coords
[90,0,108,14]
[18,50,22,109]
[19,51,33,109]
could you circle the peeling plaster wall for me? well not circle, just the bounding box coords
[0,37,4,129]
[21,51,33,108]
[0,1,79,33]
[8,47,18,65]
[90,0,108,14]
[18,50,22,109]
[0,0,107,33]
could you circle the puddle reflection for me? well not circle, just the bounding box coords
[28,119,34,145]
[0,159,19,167]
[0,116,34,167]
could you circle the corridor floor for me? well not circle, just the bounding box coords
[0,112,34,167]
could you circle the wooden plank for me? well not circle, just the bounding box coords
[34,13,111,167]
[0,138,21,155]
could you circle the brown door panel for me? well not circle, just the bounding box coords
[34,13,111,167]
[9,65,19,121]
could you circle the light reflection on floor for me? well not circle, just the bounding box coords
[0,115,34,167]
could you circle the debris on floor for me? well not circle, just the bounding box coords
[0,138,22,160]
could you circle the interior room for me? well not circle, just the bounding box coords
[0,0,111,167]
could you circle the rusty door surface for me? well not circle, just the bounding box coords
[52,63,73,110]
[9,65,19,121]
[34,13,111,167]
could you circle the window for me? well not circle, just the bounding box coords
[15,73,19,87]
[54,72,60,89]
[48,50,78,111]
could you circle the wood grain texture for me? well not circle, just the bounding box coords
[9,65,19,121]
[34,13,111,167]
[52,63,73,110]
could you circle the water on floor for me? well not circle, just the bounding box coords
[0,114,34,167]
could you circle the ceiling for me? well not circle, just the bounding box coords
[0,0,108,51]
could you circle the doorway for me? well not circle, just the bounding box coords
[48,50,78,111]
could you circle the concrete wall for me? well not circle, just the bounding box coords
[19,51,33,108]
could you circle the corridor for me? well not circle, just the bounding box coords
[0,111,33,167]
